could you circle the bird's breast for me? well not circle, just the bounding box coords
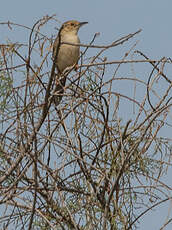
[57,35,80,73]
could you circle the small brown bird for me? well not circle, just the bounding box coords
[52,20,88,105]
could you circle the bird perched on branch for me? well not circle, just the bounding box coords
[52,20,88,106]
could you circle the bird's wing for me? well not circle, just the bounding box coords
[52,35,59,60]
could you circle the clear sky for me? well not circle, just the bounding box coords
[1,0,172,229]
[1,0,172,57]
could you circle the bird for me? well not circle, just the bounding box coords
[52,20,88,106]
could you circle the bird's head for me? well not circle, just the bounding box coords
[60,20,88,35]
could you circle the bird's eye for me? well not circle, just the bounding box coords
[71,23,74,26]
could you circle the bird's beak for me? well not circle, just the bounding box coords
[79,22,88,27]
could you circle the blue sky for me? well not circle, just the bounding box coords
[1,0,172,229]
[1,0,172,58]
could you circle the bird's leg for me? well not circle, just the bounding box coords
[74,63,79,72]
